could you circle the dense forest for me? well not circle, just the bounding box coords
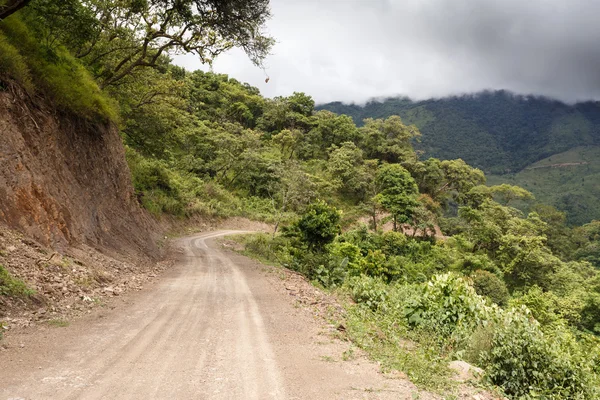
[320,92,600,174]
[1,1,600,398]
[320,93,600,224]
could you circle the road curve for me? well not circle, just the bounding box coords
[0,231,424,400]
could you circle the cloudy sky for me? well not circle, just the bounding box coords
[175,0,600,105]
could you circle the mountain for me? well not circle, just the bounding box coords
[319,91,600,224]
[319,91,600,174]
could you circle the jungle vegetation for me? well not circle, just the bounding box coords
[1,1,599,398]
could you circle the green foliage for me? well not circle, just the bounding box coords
[0,264,34,298]
[375,164,419,230]
[471,270,509,306]
[344,298,453,391]
[30,0,273,88]
[359,115,419,163]
[0,16,117,121]
[346,275,389,311]
[4,7,599,395]
[481,311,599,399]
[573,220,600,268]
[319,92,597,175]
[320,94,600,225]
[403,273,490,344]
[288,200,341,251]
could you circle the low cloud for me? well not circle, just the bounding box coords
[175,0,600,104]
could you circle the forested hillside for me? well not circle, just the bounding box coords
[319,92,600,223]
[1,1,600,398]
[320,91,600,174]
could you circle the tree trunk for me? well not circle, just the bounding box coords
[0,0,31,20]
[371,204,377,231]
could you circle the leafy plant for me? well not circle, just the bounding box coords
[0,264,34,298]
[287,200,341,251]
[471,270,510,306]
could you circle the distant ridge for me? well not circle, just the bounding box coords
[318,90,600,174]
[318,91,600,224]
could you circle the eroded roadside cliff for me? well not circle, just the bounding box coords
[0,88,159,259]
[0,86,169,328]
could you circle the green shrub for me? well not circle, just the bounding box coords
[0,265,34,298]
[471,270,510,306]
[329,241,363,271]
[402,273,491,344]
[379,231,408,256]
[346,275,389,311]
[510,286,564,327]
[481,309,598,399]
[289,200,341,251]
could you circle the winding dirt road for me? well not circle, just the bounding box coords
[0,231,427,399]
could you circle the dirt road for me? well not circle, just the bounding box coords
[0,231,428,399]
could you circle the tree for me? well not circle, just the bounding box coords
[257,95,312,135]
[375,164,419,231]
[573,220,600,268]
[267,161,317,236]
[299,111,358,159]
[532,204,575,259]
[407,194,440,238]
[359,116,419,164]
[409,158,486,207]
[490,184,534,206]
[272,129,302,159]
[327,142,370,201]
[0,0,31,21]
[291,200,341,251]
[437,159,486,203]
[287,92,314,116]
[32,0,274,87]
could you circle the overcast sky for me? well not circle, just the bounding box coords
[174,0,600,105]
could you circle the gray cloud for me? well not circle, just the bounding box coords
[174,0,600,104]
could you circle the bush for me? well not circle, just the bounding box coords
[402,273,490,344]
[0,265,34,298]
[510,286,564,327]
[346,275,389,311]
[481,309,598,399]
[379,231,408,256]
[289,200,341,251]
[471,270,510,306]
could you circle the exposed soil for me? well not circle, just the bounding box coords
[0,223,172,334]
[0,88,159,258]
[525,162,590,170]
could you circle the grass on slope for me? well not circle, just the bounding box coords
[488,146,600,225]
[0,264,34,298]
[0,16,117,121]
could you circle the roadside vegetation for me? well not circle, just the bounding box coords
[1,1,600,398]
[0,264,34,298]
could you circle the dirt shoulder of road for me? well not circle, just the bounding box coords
[0,217,270,337]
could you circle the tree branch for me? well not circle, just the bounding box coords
[0,0,32,20]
